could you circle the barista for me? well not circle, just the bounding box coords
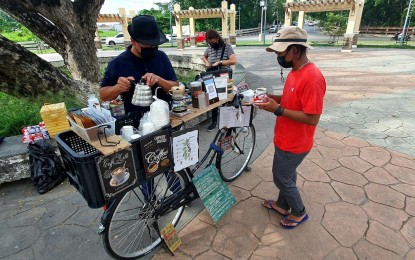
[99,15,178,114]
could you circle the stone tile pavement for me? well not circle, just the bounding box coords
[153,128,415,259]
[152,47,415,259]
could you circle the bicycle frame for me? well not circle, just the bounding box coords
[99,126,227,228]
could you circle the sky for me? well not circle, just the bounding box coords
[100,0,170,14]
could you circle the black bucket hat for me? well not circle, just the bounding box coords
[127,15,168,46]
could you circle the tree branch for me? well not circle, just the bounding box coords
[0,0,67,54]
[0,35,90,99]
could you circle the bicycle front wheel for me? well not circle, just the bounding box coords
[217,125,256,182]
[102,170,189,259]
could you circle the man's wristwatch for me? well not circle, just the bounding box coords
[274,106,285,116]
[220,60,223,65]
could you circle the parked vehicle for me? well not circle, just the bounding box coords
[184,32,206,43]
[269,25,278,33]
[105,33,124,46]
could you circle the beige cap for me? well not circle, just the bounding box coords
[266,26,313,53]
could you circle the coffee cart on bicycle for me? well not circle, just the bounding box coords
[55,77,257,259]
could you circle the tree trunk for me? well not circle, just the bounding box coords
[0,35,91,99]
[0,0,104,96]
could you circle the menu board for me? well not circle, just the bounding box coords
[172,128,199,172]
[95,147,137,199]
[214,77,228,101]
[139,129,172,178]
[201,74,219,104]
[192,164,236,223]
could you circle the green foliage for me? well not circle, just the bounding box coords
[322,12,348,36]
[98,30,119,37]
[0,10,19,33]
[0,91,83,137]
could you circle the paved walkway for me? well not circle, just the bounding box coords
[1,46,414,259]
[154,47,415,259]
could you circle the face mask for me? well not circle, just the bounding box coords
[210,42,220,50]
[277,47,293,68]
[277,54,293,68]
[140,47,158,60]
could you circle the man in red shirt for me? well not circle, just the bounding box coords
[255,26,326,229]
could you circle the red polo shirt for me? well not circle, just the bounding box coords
[274,63,326,153]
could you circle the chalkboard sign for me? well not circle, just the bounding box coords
[95,147,137,199]
[192,164,236,223]
[139,128,172,178]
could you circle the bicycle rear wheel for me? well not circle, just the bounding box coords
[217,125,256,182]
[102,170,189,259]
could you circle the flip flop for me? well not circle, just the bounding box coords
[262,200,289,216]
[280,214,309,229]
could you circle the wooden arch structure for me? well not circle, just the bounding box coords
[172,1,237,49]
[95,8,135,49]
[284,0,365,51]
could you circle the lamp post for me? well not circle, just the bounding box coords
[400,0,413,46]
[259,0,265,41]
[169,1,173,46]
[263,0,267,45]
[238,6,241,32]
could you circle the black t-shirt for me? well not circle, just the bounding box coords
[100,46,177,113]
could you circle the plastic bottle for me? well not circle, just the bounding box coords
[88,94,101,111]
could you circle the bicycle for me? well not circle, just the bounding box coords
[99,94,256,259]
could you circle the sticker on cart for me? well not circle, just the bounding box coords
[95,147,137,199]
[139,129,172,178]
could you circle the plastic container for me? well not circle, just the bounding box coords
[241,89,255,104]
[87,94,100,110]
[68,111,116,143]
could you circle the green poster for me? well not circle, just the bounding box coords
[192,164,236,223]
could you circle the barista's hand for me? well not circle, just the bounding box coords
[116,76,134,93]
[142,73,160,86]
[254,98,279,113]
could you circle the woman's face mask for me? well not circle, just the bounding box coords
[140,46,158,60]
[210,42,220,49]
[208,39,221,50]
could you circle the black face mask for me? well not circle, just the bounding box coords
[210,42,220,50]
[140,47,158,60]
[277,54,293,68]
[277,47,293,68]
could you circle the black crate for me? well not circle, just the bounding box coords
[55,131,106,208]
[56,126,173,208]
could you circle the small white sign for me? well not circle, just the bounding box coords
[214,77,228,101]
[219,106,252,129]
[172,130,199,171]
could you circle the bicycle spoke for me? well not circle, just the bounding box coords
[217,125,256,182]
